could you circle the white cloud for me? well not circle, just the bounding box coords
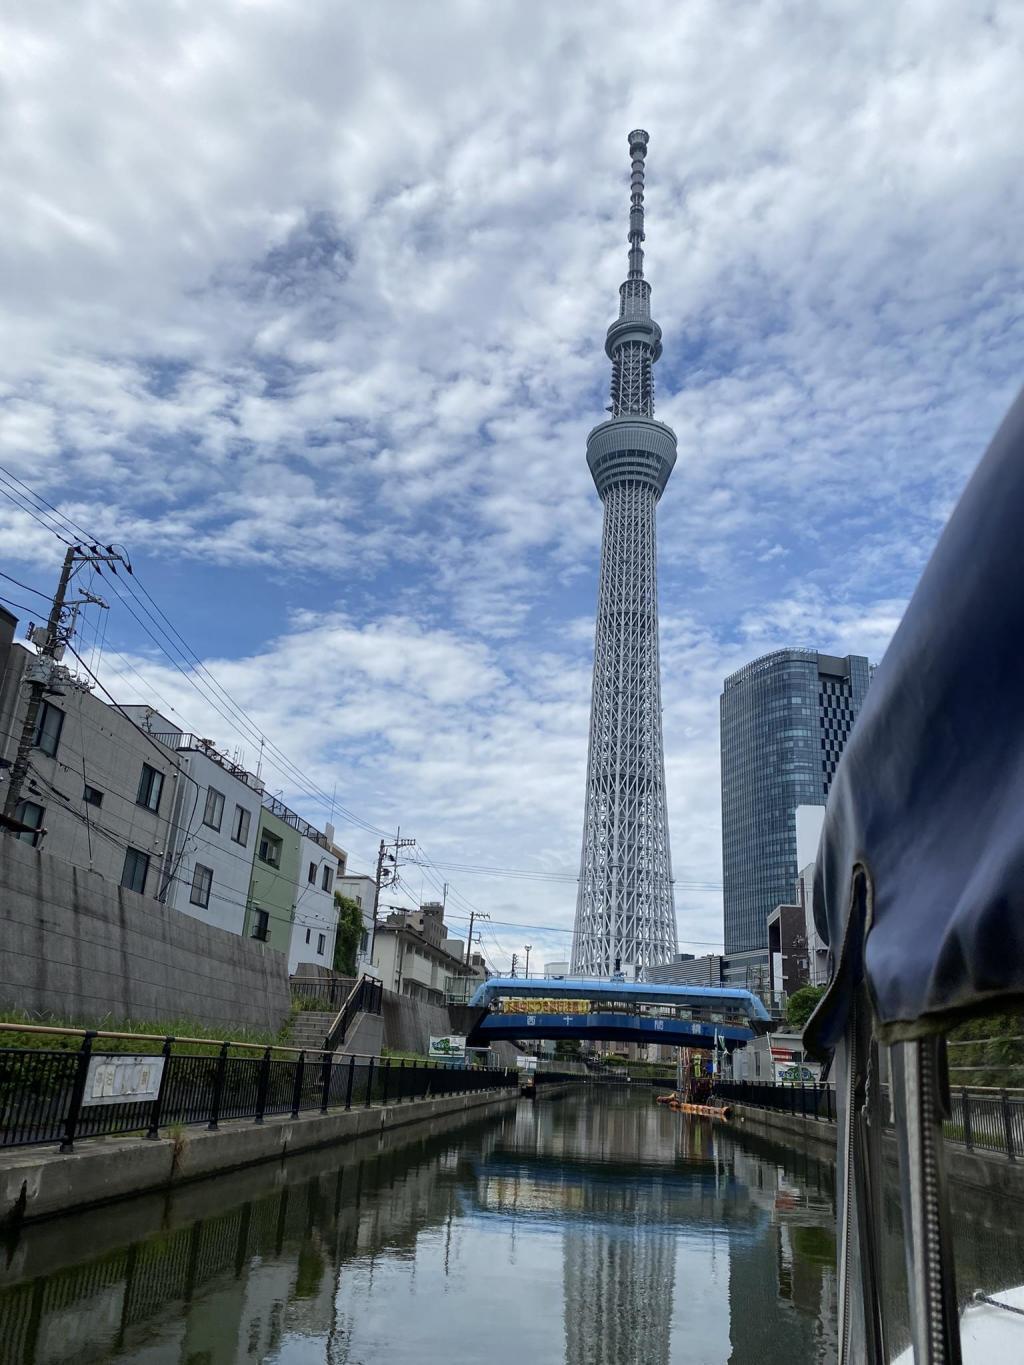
[2,1,1022,967]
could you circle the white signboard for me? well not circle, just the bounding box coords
[429,1035,467,1060]
[515,1054,538,1073]
[82,1055,166,1107]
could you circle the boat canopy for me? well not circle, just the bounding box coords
[806,388,1024,1053]
[469,975,771,1021]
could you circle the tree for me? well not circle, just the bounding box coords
[333,894,365,976]
[785,984,826,1031]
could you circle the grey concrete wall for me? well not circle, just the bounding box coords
[0,1086,518,1226]
[0,835,291,1032]
[728,1100,1024,1199]
[382,991,518,1064]
[382,990,450,1054]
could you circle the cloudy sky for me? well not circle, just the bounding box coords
[2,1,1022,972]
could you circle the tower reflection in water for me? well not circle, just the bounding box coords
[0,1092,842,1364]
[479,1091,838,1365]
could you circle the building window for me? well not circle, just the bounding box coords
[190,863,213,909]
[317,933,326,956]
[34,702,64,758]
[82,784,104,808]
[321,865,333,893]
[136,764,164,813]
[307,861,317,884]
[305,927,311,944]
[14,800,44,846]
[121,847,150,894]
[231,805,250,847]
[258,831,282,868]
[251,908,270,941]
[203,787,225,831]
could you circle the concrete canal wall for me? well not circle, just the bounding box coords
[728,1100,1024,1199]
[0,837,292,1031]
[0,1085,522,1228]
[381,991,520,1065]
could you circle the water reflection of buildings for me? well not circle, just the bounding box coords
[728,1141,838,1364]
[484,1094,839,1365]
[0,1097,843,1365]
[0,1122,491,1365]
[482,1096,730,1365]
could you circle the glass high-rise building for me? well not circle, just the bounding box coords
[720,649,871,957]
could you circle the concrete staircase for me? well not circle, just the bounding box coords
[288,1010,335,1052]
[287,1006,384,1058]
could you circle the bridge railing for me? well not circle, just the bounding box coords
[0,1023,515,1153]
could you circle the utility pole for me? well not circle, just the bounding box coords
[465,909,490,967]
[368,827,417,968]
[3,544,115,822]
[524,944,532,980]
[510,953,519,979]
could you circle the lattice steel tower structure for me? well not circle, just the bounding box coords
[571,130,678,979]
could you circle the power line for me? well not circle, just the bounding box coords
[0,463,377,838]
[0,570,50,601]
[0,474,77,546]
[0,461,101,546]
[127,567,390,839]
[404,854,723,890]
[0,593,40,616]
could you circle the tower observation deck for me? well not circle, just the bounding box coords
[571,130,678,979]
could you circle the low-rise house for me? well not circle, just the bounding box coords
[372,900,479,1006]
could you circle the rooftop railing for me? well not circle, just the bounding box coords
[261,792,331,850]
[150,732,265,794]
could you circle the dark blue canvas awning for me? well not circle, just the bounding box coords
[806,387,1024,1053]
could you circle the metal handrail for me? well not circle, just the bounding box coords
[0,1020,336,1058]
[323,976,366,1052]
[323,975,383,1053]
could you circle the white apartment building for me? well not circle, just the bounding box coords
[795,804,829,987]
[372,902,478,1006]
[288,831,340,972]
[335,872,378,974]
[149,731,265,936]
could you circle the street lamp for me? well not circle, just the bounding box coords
[524,944,532,979]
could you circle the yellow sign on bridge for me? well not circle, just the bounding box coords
[500,998,590,1015]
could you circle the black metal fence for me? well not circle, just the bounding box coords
[0,1030,514,1153]
[714,1078,1024,1161]
[289,974,358,1011]
[715,1079,836,1122]
[948,1085,1024,1160]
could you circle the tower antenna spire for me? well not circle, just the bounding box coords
[626,128,648,281]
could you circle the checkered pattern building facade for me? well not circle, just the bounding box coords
[720,650,871,956]
[818,674,859,793]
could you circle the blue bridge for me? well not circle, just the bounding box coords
[465,977,772,1051]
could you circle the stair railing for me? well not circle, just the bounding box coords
[323,975,383,1052]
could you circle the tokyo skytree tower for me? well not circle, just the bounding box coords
[571,131,678,979]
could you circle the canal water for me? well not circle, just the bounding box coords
[0,1088,1019,1363]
